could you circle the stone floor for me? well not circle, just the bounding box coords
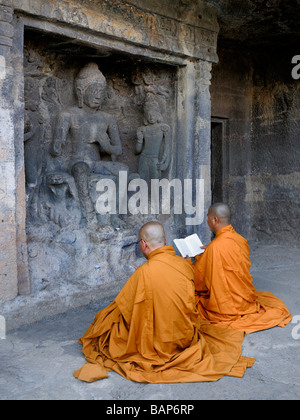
[0,243,300,401]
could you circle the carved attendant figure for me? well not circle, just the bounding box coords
[135,97,171,183]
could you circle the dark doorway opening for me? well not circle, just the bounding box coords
[211,118,228,205]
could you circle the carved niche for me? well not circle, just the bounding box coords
[23,32,176,233]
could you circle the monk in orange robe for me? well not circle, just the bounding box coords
[74,221,254,383]
[192,203,292,334]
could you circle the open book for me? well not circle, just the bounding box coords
[173,233,205,258]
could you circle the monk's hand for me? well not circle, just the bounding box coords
[194,246,207,259]
[184,255,192,261]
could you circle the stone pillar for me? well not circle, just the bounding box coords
[194,59,213,244]
[0,1,18,302]
[13,12,30,296]
[176,59,213,243]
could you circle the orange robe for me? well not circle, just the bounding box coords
[193,225,292,334]
[74,245,255,383]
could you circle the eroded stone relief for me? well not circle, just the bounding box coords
[135,95,171,184]
[49,62,127,229]
[23,35,176,293]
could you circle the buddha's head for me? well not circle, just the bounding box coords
[75,62,107,109]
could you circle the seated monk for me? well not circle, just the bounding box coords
[192,203,292,334]
[74,221,255,383]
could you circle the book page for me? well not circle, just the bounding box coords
[185,234,204,257]
[173,238,192,257]
[173,234,204,257]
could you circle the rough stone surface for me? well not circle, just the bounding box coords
[1,0,300,362]
[0,3,18,302]
[210,28,300,244]
[1,0,218,310]
[206,0,300,48]
[0,244,299,400]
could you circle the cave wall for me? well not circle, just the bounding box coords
[210,47,253,238]
[211,45,300,243]
[251,49,300,243]
[0,0,219,329]
[2,0,299,332]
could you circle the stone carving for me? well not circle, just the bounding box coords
[23,42,176,235]
[51,62,123,162]
[132,66,171,108]
[24,79,44,220]
[50,62,127,228]
[45,172,80,228]
[135,95,171,183]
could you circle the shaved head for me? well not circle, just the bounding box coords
[209,203,231,224]
[139,221,166,247]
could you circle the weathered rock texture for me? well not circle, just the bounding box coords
[250,49,300,243]
[0,0,218,328]
[208,0,300,243]
[1,0,299,329]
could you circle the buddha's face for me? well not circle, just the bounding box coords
[146,109,159,124]
[82,83,106,109]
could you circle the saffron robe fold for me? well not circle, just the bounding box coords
[74,246,254,383]
[193,225,292,334]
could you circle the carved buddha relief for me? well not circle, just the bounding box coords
[23,35,176,231]
[49,62,128,228]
